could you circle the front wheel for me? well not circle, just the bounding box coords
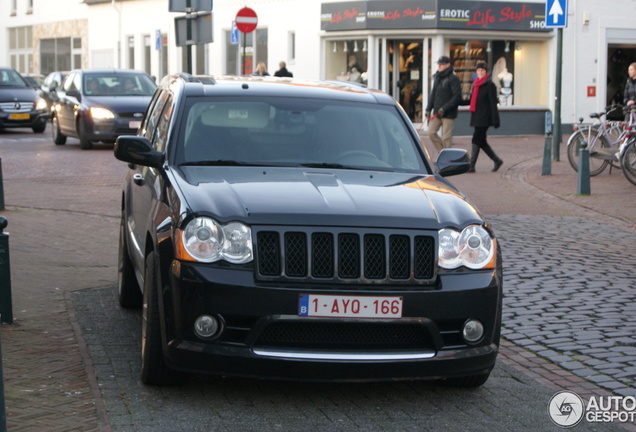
[140,252,183,386]
[620,139,636,186]
[118,215,142,308]
[32,120,46,133]
[78,120,93,150]
[566,129,609,176]
[51,115,66,145]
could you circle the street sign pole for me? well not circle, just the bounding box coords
[241,32,247,75]
[553,28,563,161]
[235,7,258,75]
[186,0,192,74]
[545,0,567,161]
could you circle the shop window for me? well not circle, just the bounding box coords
[325,39,368,84]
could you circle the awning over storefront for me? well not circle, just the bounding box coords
[321,0,551,32]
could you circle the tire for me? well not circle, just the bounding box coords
[78,120,93,150]
[566,128,609,176]
[141,252,183,386]
[51,115,67,145]
[620,139,636,187]
[32,120,46,133]
[118,215,142,308]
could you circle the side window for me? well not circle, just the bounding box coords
[141,90,169,141]
[62,72,75,91]
[151,94,174,152]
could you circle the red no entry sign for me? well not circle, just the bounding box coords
[236,7,258,33]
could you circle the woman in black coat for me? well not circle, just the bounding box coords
[468,62,503,172]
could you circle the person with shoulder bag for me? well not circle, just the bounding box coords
[466,62,503,172]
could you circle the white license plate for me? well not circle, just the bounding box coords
[299,294,403,319]
[129,120,141,129]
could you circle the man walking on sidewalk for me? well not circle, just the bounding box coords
[425,56,462,152]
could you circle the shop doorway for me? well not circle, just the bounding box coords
[386,40,425,122]
[607,44,636,107]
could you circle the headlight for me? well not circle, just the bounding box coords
[178,217,252,264]
[89,107,115,120]
[35,97,48,111]
[438,225,494,269]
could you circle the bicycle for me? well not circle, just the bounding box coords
[619,108,636,186]
[566,104,630,176]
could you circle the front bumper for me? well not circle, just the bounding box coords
[85,117,141,143]
[160,261,502,381]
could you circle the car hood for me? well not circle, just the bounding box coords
[82,95,152,113]
[0,87,37,103]
[173,167,483,229]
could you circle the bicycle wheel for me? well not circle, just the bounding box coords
[620,139,636,186]
[606,122,624,169]
[566,128,610,176]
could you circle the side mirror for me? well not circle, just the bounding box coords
[66,89,81,101]
[114,136,164,168]
[435,148,470,177]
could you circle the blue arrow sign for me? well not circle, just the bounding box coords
[546,0,567,28]
[231,21,239,44]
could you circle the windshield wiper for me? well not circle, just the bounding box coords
[180,160,250,166]
[299,163,364,170]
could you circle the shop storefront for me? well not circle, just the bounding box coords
[321,0,552,135]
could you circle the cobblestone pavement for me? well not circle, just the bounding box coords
[1,130,635,431]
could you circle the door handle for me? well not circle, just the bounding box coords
[133,173,144,186]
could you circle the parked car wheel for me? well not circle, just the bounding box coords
[141,252,183,386]
[51,115,66,145]
[118,214,142,308]
[78,120,92,150]
[32,120,46,133]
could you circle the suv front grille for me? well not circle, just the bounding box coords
[255,227,436,285]
[0,102,34,112]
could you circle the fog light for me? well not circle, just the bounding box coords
[194,315,220,339]
[462,319,484,343]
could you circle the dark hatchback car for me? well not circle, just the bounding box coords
[115,73,502,387]
[51,69,156,149]
[0,67,49,133]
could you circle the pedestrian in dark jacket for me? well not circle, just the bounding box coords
[274,61,293,78]
[467,62,503,172]
[624,62,636,107]
[425,56,462,152]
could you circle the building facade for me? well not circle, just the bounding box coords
[2,0,636,133]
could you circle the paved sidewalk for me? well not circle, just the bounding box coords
[1,132,635,431]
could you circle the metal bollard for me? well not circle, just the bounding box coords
[542,111,552,176]
[576,140,591,195]
[0,321,6,432]
[0,158,5,211]
[0,217,12,324]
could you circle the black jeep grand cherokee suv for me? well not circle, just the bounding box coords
[114,73,503,387]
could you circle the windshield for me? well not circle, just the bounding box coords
[83,73,156,96]
[175,97,427,173]
[0,69,28,88]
